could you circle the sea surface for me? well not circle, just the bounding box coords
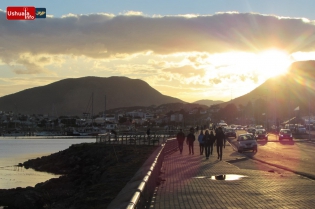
[0,136,96,189]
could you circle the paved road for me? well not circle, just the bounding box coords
[229,130,315,179]
[151,131,315,208]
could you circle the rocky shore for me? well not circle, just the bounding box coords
[0,143,157,209]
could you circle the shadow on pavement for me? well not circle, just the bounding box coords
[257,140,268,146]
[279,140,295,145]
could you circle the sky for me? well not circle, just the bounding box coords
[1,1,315,103]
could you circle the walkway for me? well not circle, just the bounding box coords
[150,133,315,208]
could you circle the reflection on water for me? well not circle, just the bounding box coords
[0,137,94,189]
[193,174,247,181]
[0,166,60,189]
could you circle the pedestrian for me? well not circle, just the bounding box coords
[203,130,211,159]
[198,130,204,155]
[209,130,215,156]
[176,129,186,154]
[111,129,117,140]
[146,128,151,139]
[215,127,225,161]
[186,127,196,155]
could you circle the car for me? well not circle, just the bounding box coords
[235,125,243,130]
[255,125,264,130]
[236,133,258,153]
[255,129,268,140]
[295,125,306,134]
[224,128,237,138]
[285,124,295,132]
[247,128,256,135]
[278,129,293,141]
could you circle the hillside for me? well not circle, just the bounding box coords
[0,76,185,115]
[219,60,315,119]
[193,99,224,106]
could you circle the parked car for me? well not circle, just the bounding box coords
[255,129,268,140]
[255,125,264,130]
[295,125,306,134]
[278,129,293,141]
[224,128,237,138]
[285,124,295,132]
[235,125,243,130]
[247,128,256,135]
[236,133,258,152]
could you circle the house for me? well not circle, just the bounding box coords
[170,113,183,122]
[126,111,145,118]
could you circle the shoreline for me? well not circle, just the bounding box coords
[0,143,157,209]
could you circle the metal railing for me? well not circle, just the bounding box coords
[96,131,177,146]
[107,138,178,209]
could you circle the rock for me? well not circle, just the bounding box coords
[14,190,44,209]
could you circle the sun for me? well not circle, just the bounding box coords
[255,49,292,78]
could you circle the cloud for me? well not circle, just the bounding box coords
[209,78,222,84]
[162,65,205,77]
[1,11,315,75]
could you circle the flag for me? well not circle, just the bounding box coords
[294,106,300,111]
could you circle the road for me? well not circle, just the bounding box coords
[228,130,315,179]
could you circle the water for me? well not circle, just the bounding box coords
[194,174,248,181]
[0,136,96,189]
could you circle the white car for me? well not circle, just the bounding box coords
[236,133,258,153]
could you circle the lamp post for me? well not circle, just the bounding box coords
[251,98,255,125]
[309,93,311,140]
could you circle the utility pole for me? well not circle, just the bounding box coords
[104,95,106,130]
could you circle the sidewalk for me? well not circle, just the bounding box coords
[150,137,315,208]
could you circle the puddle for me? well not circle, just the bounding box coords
[193,174,247,181]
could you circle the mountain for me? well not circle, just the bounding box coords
[220,60,315,120]
[193,99,224,106]
[0,76,185,116]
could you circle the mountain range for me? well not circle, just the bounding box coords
[0,77,184,116]
[193,99,224,106]
[221,60,315,119]
[0,60,314,117]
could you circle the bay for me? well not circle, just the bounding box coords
[0,136,96,189]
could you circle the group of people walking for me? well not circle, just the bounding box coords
[176,127,226,161]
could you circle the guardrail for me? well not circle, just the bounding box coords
[107,138,178,209]
[96,132,177,146]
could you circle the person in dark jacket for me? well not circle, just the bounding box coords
[198,130,204,155]
[203,130,210,159]
[215,127,225,161]
[209,130,215,156]
[146,128,151,138]
[176,129,186,154]
[186,128,196,155]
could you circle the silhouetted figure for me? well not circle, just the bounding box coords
[198,130,204,155]
[209,130,215,156]
[215,127,225,161]
[215,175,226,180]
[186,128,196,155]
[146,128,151,138]
[176,129,186,154]
[203,130,210,159]
[111,129,117,140]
